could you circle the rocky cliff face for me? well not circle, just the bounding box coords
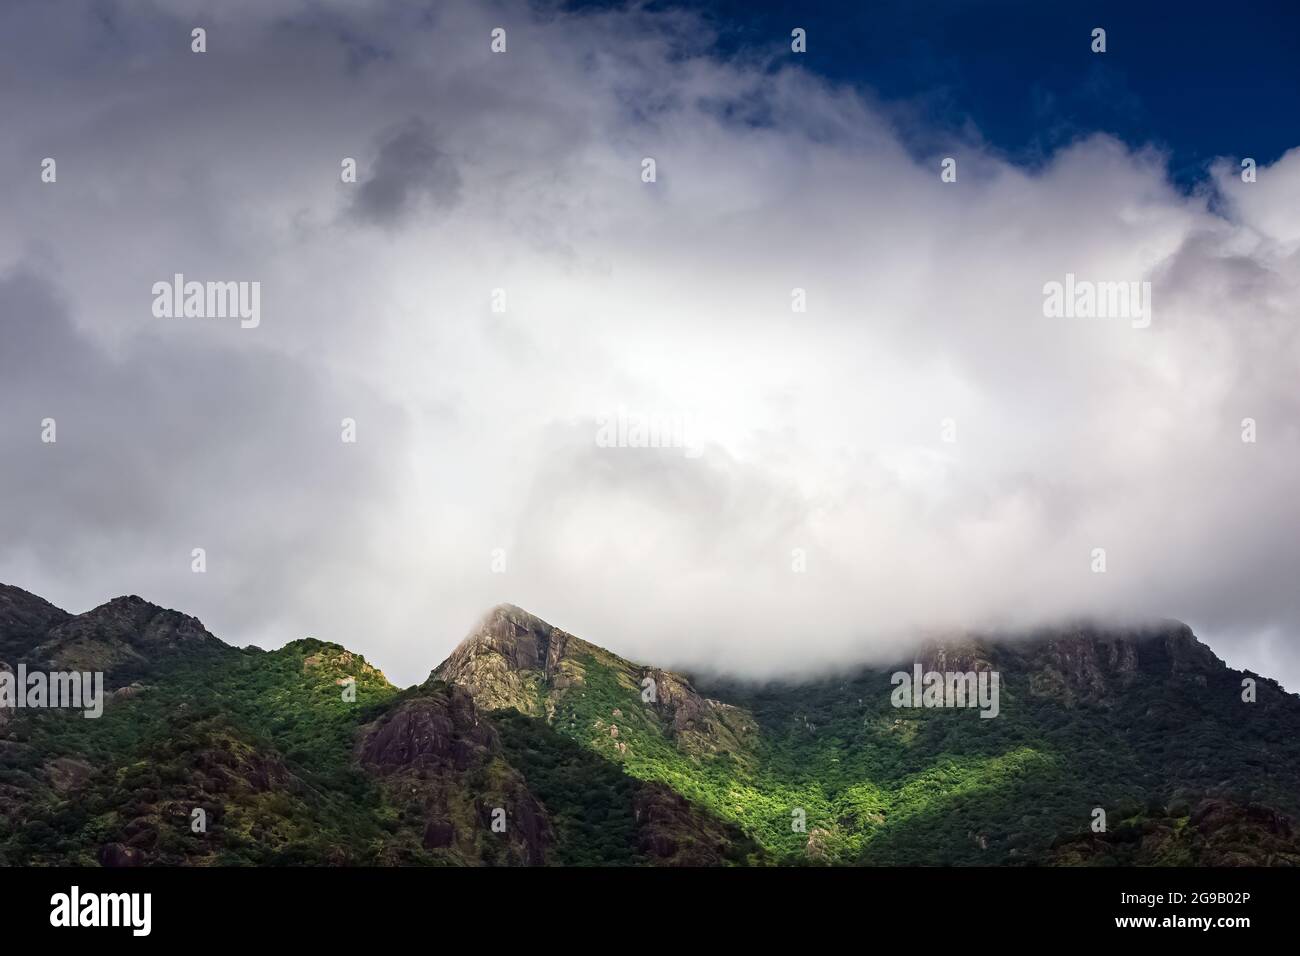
[0,584,71,661]
[912,621,1231,707]
[434,604,758,761]
[632,781,756,865]
[639,666,756,759]
[358,680,552,865]
[35,595,227,679]
[432,604,576,716]
[1,589,231,686]
[359,682,495,773]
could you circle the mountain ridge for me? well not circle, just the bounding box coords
[2,581,1298,866]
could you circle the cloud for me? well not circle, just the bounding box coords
[349,118,462,227]
[1,0,1297,690]
[0,269,412,662]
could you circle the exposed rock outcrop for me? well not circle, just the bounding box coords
[435,605,758,761]
[911,621,1230,708]
[358,681,552,865]
[5,580,1298,869]
[358,682,496,774]
[432,604,575,716]
[632,781,758,865]
[34,595,228,680]
[0,584,71,661]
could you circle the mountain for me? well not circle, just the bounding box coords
[433,608,1300,864]
[0,585,754,866]
[2,582,1298,866]
[433,604,756,760]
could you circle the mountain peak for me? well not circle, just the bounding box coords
[0,583,72,660]
[432,606,759,762]
[482,602,570,632]
[432,604,580,714]
[33,591,227,679]
[906,620,1232,708]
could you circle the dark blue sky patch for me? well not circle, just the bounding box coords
[567,0,1299,187]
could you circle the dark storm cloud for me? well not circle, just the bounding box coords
[0,269,411,653]
[349,118,462,227]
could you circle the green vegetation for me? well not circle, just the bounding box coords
[491,710,645,865]
[5,606,1299,867]
[1,640,399,865]
[466,648,1300,865]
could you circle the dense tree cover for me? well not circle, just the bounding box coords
[1,640,754,866]
[4,629,1297,866]
[491,710,645,865]
[1,640,400,865]
[507,650,1300,865]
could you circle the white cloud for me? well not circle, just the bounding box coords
[1,0,1297,689]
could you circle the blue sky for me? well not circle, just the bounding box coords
[574,0,1300,187]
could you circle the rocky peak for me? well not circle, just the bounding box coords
[0,584,71,659]
[431,604,582,715]
[913,621,1227,707]
[1024,622,1224,700]
[32,593,226,676]
[433,604,759,762]
[462,604,569,674]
